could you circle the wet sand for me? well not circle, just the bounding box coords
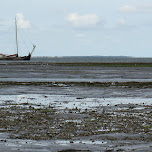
[0,62,151,152]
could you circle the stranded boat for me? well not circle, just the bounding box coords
[0,18,36,60]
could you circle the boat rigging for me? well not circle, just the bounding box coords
[0,17,36,60]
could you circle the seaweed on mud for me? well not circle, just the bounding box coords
[1,81,152,88]
[3,62,152,67]
[57,150,91,152]
[0,103,151,141]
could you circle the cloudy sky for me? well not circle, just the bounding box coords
[0,0,152,57]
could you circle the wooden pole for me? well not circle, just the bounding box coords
[15,18,18,57]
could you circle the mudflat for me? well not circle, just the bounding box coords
[0,62,151,152]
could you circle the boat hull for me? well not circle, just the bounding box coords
[0,55,31,60]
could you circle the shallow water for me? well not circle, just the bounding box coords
[0,94,151,109]
[1,63,152,82]
[55,140,107,145]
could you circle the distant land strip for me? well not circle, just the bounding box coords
[1,62,152,67]
[1,81,152,88]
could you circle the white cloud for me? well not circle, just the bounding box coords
[16,13,31,29]
[76,33,85,38]
[66,13,99,27]
[119,5,137,13]
[119,4,152,13]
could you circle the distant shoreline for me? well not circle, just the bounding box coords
[1,56,152,63]
[1,62,152,67]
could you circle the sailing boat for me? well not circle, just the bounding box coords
[0,18,36,60]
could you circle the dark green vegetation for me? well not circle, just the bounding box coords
[0,102,151,141]
[50,62,152,67]
[2,62,152,67]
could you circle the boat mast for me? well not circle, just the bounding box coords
[15,18,18,57]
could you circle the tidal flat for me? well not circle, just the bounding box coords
[0,62,151,152]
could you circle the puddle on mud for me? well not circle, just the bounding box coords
[55,140,107,145]
[3,138,107,148]
[0,94,151,110]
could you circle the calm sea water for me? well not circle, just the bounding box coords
[30,56,152,63]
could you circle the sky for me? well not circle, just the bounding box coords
[0,0,152,57]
